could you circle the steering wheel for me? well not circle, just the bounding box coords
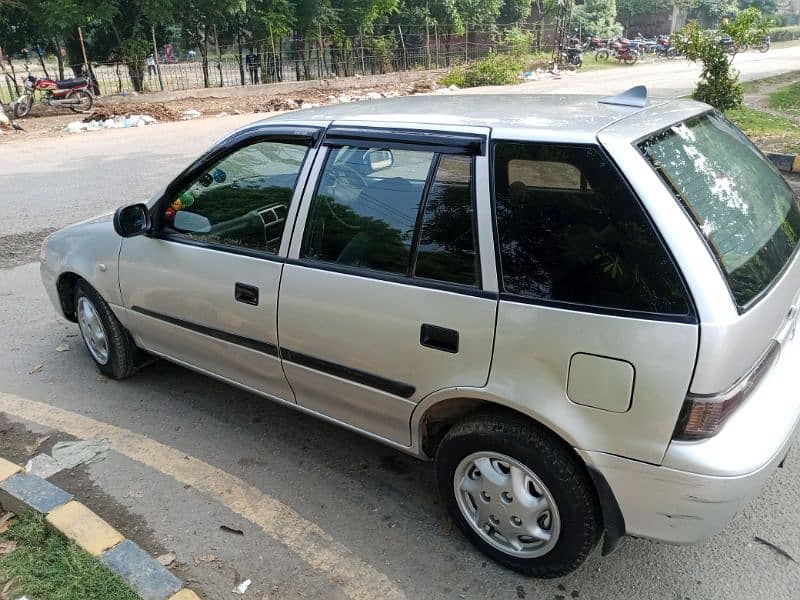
[328,165,368,203]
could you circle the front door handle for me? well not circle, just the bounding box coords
[420,324,459,353]
[235,282,259,306]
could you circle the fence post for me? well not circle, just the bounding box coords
[151,25,164,91]
[398,25,408,70]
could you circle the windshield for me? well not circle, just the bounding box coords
[640,112,800,309]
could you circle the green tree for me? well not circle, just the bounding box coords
[616,0,672,33]
[572,0,623,38]
[673,7,770,110]
[499,0,533,25]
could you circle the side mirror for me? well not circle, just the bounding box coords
[113,204,151,238]
[366,148,394,171]
[173,210,212,233]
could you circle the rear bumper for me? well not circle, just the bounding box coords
[579,430,793,544]
[580,322,800,544]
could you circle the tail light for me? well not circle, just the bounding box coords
[674,341,780,441]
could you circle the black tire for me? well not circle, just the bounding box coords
[435,411,601,578]
[13,94,33,118]
[67,89,93,113]
[73,280,139,379]
[594,49,609,62]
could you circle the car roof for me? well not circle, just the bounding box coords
[253,93,701,142]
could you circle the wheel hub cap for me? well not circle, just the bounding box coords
[454,451,560,558]
[77,297,109,365]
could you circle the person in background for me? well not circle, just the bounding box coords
[246,49,259,84]
[147,53,157,78]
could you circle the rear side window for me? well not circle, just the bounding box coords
[640,112,800,309]
[493,142,690,316]
[301,146,480,286]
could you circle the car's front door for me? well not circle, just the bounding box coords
[278,125,498,445]
[117,125,321,402]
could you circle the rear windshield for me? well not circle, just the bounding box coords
[640,112,800,309]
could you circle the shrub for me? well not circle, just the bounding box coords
[441,52,523,88]
[674,8,769,111]
[768,25,800,42]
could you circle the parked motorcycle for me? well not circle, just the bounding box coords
[561,44,584,69]
[654,35,678,59]
[757,35,771,53]
[13,67,94,118]
[583,36,608,51]
[595,39,640,64]
[720,36,748,55]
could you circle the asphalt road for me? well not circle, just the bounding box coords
[1,53,800,600]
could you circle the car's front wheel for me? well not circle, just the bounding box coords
[435,411,601,577]
[74,281,139,379]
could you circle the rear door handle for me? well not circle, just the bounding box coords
[235,282,259,306]
[420,324,459,353]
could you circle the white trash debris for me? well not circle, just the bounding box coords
[364,91,382,100]
[233,579,251,594]
[182,109,202,119]
[25,454,62,479]
[337,93,352,103]
[65,114,156,132]
[51,438,110,469]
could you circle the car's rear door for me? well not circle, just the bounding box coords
[117,125,321,403]
[277,124,498,445]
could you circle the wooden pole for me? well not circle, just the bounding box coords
[268,22,277,81]
[77,27,90,76]
[213,24,223,87]
[151,25,164,91]
[425,3,431,69]
[35,46,49,79]
[398,25,408,70]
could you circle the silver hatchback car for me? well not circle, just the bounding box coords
[41,87,800,577]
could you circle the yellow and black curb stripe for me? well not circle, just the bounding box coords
[0,456,200,600]
[766,152,800,174]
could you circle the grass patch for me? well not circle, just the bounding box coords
[726,104,800,154]
[768,80,800,113]
[0,512,138,600]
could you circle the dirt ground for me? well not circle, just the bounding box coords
[1,77,440,140]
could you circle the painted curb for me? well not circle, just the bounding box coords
[0,456,201,600]
[766,152,800,174]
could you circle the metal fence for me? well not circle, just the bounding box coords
[1,27,561,103]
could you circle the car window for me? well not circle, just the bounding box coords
[301,146,435,275]
[493,142,690,315]
[302,146,481,286]
[640,112,800,308]
[414,155,480,286]
[162,141,308,254]
[508,159,588,190]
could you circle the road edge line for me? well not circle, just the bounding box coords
[0,455,200,600]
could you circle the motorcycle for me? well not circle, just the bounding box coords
[13,66,94,118]
[561,39,584,69]
[720,36,748,55]
[654,35,678,59]
[595,39,640,64]
[583,36,608,51]
[756,35,771,53]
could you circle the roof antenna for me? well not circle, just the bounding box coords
[598,85,648,108]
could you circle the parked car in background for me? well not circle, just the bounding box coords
[41,87,800,577]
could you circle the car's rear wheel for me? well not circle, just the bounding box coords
[435,411,601,577]
[74,281,138,379]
